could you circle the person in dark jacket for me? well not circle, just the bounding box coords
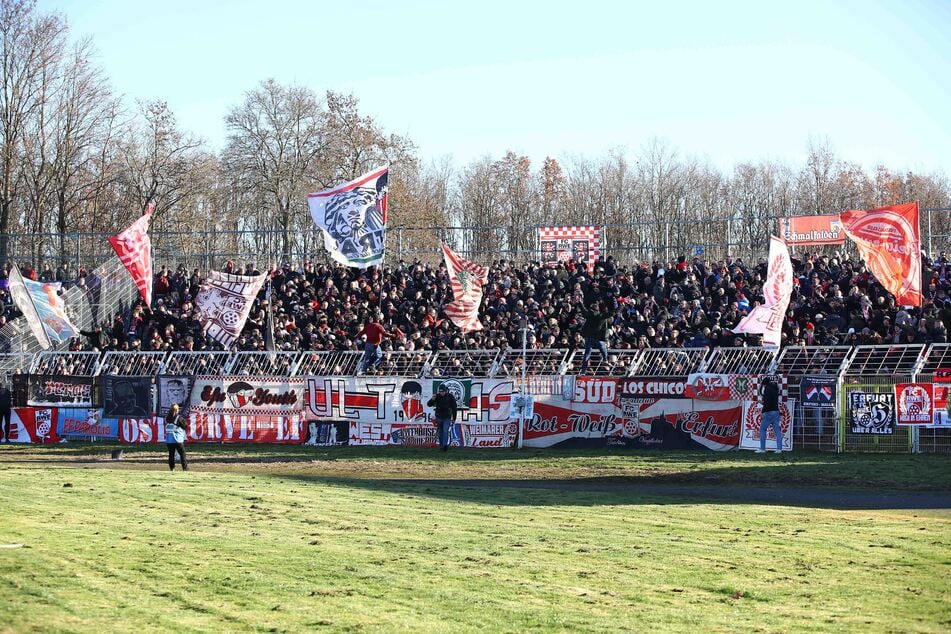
[427,385,458,451]
[0,382,11,442]
[757,376,782,453]
[164,403,188,470]
[579,300,612,373]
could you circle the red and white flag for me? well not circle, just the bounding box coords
[441,242,488,332]
[839,201,921,306]
[733,236,793,347]
[108,204,154,306]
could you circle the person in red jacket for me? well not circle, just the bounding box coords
[355,317,394,375]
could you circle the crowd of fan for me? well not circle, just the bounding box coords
[1,249,949,357]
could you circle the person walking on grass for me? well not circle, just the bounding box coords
[756,376,783,454]
[165,403,188,470]
[427,384,458,451]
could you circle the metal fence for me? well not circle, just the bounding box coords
[4,209,948,271]
[3,345,949,454]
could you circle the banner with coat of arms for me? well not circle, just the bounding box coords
[538,226,602,267]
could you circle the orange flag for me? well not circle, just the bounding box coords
[839,202,921,306]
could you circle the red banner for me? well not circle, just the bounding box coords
[895,383,934,425]
[119,413,306,444]
[684,374,732,401]
[778,214,845,246]
[108,204,154,306]
[7,407,60,444]
[840,202,921,306]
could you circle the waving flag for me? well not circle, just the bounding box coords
[733,236,793,347]
[194,270,267,348]
[441,242,489,332]
[7,264,79,349]
[307,166,388,268]
[840,202,921,306]
[108,203,154,306]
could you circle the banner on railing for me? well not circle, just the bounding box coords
[848,392,895,435]
[189,376,304,415]
[895,383,934,426]
[933,370,951,427]
[800,377,837,409]
[6,408,59,443]
[27,375,94,407]
[56,408,117,439]
[305,377,514,446]
[102,376,152,418]
[738,400,795,451]
[523,376,756,450]
[156,375,193,416]
[118,413,306,444]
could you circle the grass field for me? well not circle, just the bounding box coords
[0,445,948,633]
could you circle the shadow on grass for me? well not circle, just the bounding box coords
[275,470,951,511]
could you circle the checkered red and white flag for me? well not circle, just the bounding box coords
[441,242,488,332]
[108,204,154,306]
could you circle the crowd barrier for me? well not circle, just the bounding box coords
[2,345,950,453]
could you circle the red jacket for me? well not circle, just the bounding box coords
[356,322,392,345]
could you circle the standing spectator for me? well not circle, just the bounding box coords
[0,382,10,442]
[757,376,782,454]
[579,299,612,373]
[355,316,395,375]
[427,384,458,451]
[164,403,188,471]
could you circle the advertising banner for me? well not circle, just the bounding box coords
[102,376,152,418]
[800,377,837,409]
[190,376,305,415]
[848,392,895,434]
[118,413,306,444]
[6,407,59,444]
[27,375,94,407]
[156,376,193,416]
[778,214,846,246]
[56,408,118,440]
[895,383,934,425]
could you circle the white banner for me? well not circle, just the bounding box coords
[189,376,305,415]
[733,236,793,347]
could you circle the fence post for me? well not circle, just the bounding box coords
[664,222,670,263]
[928,208,932,256]
[75,234,82,273]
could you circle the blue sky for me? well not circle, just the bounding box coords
[40,0,951,176]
